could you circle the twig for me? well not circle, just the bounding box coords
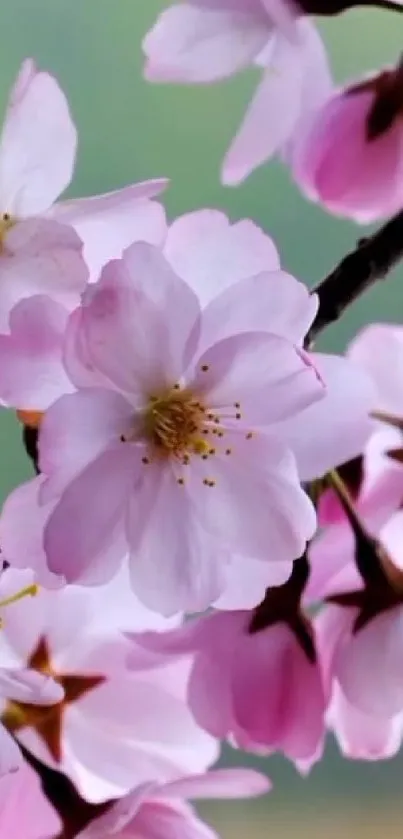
[306,208,403,346]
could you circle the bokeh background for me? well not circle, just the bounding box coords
[1,1,403,835]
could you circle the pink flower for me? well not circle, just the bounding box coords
[143,3,332,184]
[0,232,376,612]
[129,608,326,768]
[316,601,403,759]
[0,59,167,278]
[0,759,61,838]
[0,57,169,413]
[308,322,403,601]
[77,768,270,839]
[31,241,326,614]
[0,568,217,803]
[291,60,403,222]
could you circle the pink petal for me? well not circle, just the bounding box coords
[44,446,134,584]
[189,433,317,563]
[0,218,87,331]
[190,332,324,426]
[0,758,61,834]
[39,388,134,500]
[0,61,76,215]
[0,295,73,410]
[0,667,63,705]
[79,243,200,396]
[335,607,403,717]
[129,799,217,839]
[328,685,403,761]
[291,87,403,223]
[0,477,64,588]
[164,210,279,307]
[196,271,317,354]
[214,553,291,610]
[127,463,228,615]
[348,323,403,416]
[0,727,22,775]
[164,768,271,800]
[222,32,303,184]
[273,353,376,481]
[232,623,325,761]
[143,4,270,83]
[52,181,168,280]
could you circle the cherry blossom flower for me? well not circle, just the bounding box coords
[308,322,403,601]
[129,608,326,768]
[77,768,270,839]
[316,591,403,759]
[0,58,167,279]
[0,231,376,612]
[290,58,403,222]
[27,242,326,613]
[143,4,332,184]
[0,758,61,838]
[0,568,217,802]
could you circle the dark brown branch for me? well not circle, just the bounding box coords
[21,746,110,839]
[306,208,403,346]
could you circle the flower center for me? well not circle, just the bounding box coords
[142,387,208,458]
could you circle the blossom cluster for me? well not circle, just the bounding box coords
[0,1,403,836]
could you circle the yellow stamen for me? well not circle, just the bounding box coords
[0,583,39,610]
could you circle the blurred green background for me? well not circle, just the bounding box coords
[1,1,403,835]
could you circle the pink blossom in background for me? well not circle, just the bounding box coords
[77,768,270,839]
[128,609,326,769]
[308,322,403,601]
[0,759,61,838]
[290,60,403,222]
[316,595,403,759]
[143,3,332,183]
[0,58,167,279]
[0,568,217,803]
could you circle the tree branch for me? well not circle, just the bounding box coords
[306,208,403,346]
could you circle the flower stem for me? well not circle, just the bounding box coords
[306,208,403,346]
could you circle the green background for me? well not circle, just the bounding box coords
[1,2,403,835]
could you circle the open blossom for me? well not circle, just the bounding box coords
[77,768,270,839]
[143,3,332,184]
[0,568,217,803]
[129,609,326,768]
[0,228,376,613]
[0,759,61,838]
[290,59,403,222]
[0,58,167,279]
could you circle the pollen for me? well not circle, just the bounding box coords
[142,386,207,459]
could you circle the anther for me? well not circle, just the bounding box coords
[235,413,242,420]
[177,477,185,485]
[209,448,216,455]
[201,364,209,372]
[142,456,150,465]
[234,402,241,409]
[246,432,253,440]
[225,448,232,455]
